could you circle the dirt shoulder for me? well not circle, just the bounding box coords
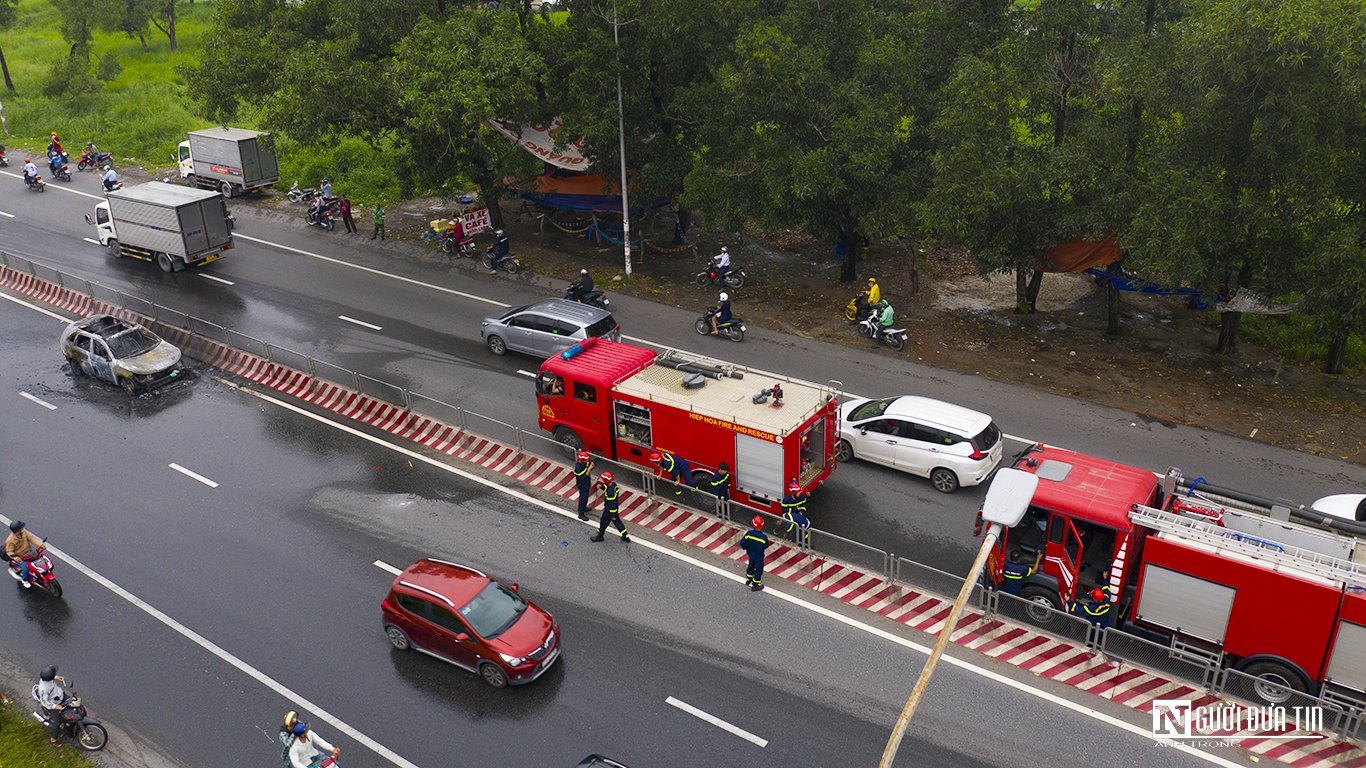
[239,186,1365,467]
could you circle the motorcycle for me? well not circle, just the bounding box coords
[844,292,874,321]
[77,147,114,171]
[483,249,521,274]
[694,260,747,289]
[440,230,476,258]
[0,144,8,167]
[32,680,108,751]
[51,153,73,182]
[286,180,319,204]
[25,174,46,192]
[694,314,746,342]
[103,180,124,192]
[856,311,907,351]
[565,283,609,309]
[8,538,62,597]
[305,199,338,231]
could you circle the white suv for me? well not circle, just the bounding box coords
[836,396,1003,493]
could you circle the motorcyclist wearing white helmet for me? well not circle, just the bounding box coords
[713,246,731,271]
[568,268,594,302]
[102,165,119,191]
[709,291,732,335]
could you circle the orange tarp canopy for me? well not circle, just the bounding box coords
[1039,234,1121,273]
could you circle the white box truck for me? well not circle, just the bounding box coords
[177,127,280,198]
[86,183,235,273]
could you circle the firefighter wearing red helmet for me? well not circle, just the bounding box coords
[1071,586,1112,629]
[780,480,812,547]
[650,450,695,496]
[572,450,595,521]
[780,479,807,517]
[589,471,629,543]
[740,515,771,592]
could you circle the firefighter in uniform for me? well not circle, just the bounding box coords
[589,472,630,543]
[705,462,732,502]
[651,451,695,496]
[1071,587,1112,629]
[741,516,770,592]
[572,450,595,521]
[780,481,807,519]
[1000,549,1044,596]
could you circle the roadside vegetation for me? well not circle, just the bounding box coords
[1,0,1361,374]
[0,695,95,768]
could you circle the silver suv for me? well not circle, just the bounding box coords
[482,299,620,358]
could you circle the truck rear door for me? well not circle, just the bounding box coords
[1044,515,1085,602]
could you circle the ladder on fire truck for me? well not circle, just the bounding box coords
[1130,503,1366,592]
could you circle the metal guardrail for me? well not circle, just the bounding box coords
[5,249,1365,743]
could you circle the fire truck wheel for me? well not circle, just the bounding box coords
[930,467,960,493]
[1239,660,1308,705]
[1019,585,1063,626]
[553,426,583,452]
[834,439,854,462]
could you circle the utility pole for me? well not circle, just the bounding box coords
[879,469,1037,766]
[612,2,632,277]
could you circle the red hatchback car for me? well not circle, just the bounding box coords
[381,559,560,688]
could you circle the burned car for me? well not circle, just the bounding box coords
[61,314,184,393]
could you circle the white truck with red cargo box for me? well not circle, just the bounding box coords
[535,338,841,513]
[984,443,1366,706]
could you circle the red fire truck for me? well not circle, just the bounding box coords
[985,444,1366,706]
[535,338,841,513]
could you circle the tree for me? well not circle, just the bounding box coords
[1123,0,1363,354]
[0,0,18,94]
[922,0,1114,311]
[680,0,970,283]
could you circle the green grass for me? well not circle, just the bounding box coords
[0,697,98,768]
[0,0,398,202]
[1241,312,1365,371]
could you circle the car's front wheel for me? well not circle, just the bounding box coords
[834,439,854,462]
[385,625,412,651]
[486,335,507,355]
[480,662,509,689]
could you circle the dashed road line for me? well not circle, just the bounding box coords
[665,696,768,748]
[0,511,424,768]
[373,560,402,576]
[19,391,56,410]
[168,463,219,488]
[338,315,382,331]
[199,273,236,286]
[0,211,15,218]
[83,237,101,245]
[516,370,537,378]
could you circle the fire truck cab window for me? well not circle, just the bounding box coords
[573,382,597,403]
[538,372,565,396]
[614,401,652,445]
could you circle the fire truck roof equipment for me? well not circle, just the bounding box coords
[1015,445,1160,529]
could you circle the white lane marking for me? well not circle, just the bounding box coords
[169,463,219,488]
[516,369,537,378]
[339,315,382,331]
[0,210,15,218]
[83,237,101,245]
[373,560,402,576]
[220,377,1246,768]
[19,391,57,410]
[200,273,236,286]
[665,696,767,747]
[0,290,72,321]
[234,233,507,308]
[0,512,424,768]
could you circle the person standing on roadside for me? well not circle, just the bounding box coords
[589,471,630,543]
[741,516,770,591]
[370,204,385,240]
[573,450,595,521]
[704,461,731,502]
[339,196,356,234]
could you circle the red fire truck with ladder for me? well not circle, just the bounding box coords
[984,443,1366,707]
[535,338,842,513]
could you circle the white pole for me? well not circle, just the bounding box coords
[613,3,632,277]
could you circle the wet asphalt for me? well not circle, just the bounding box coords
[0,293,1240,768]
